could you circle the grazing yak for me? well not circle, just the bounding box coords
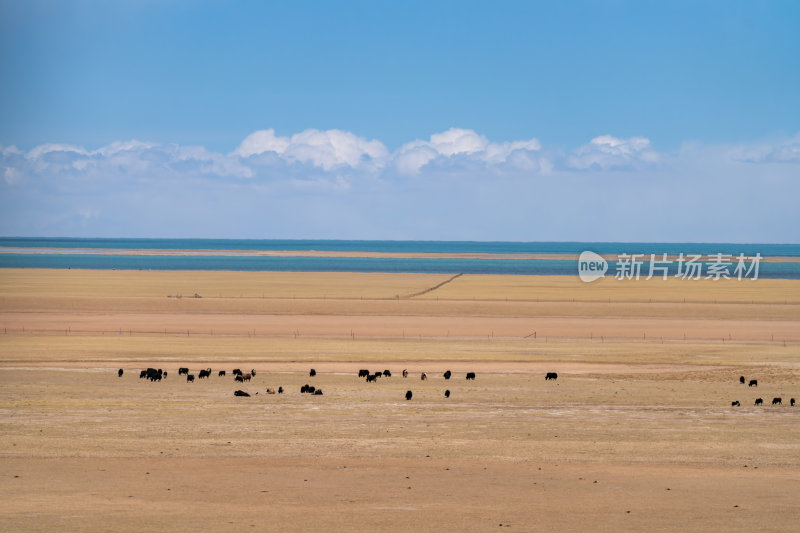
[232,369,243,376]
[309,369,316,377]
[405,390,413,401]
[443,370,451,380]
[749,379,758,387]
[466,372,476,380]
[444,390,451,398]
[420,373,427,381]
[218,370,226,377]
[358,369,370,378]
[545,372,558,381]
[234,390,250,397]
[383,370,391,377]
[118,368,124,378]
[366,374,377,383]
[739,376,745,384]
[402,369,408,378]
[278,386,284,394]
[235,375,244,383]
[142,368,162,381]
[178,367,189,376]
[791,398,795,407]
[198,368,211,379]
[313,389,323,395]
[772,397,782,406]
[187,374,195,383]
[731,401,740,407]
[754,398,763,406]
[372,371,382,379]
[241,373,252,382]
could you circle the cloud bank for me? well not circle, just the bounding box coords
[1,129,798,242]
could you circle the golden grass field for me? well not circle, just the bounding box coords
[1,268,799,532]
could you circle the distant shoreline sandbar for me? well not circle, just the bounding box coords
[0,247,797,263]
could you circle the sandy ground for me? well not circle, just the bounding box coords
[1,269,799,532]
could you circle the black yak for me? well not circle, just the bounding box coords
[443,370,451,380]
[405,390,413,401]
[118,368,124,378]
[466,372,476,380]
[444,390,451,398]
[234,390,250,397]
[754,398,763,406]
[731,401,740,407]
[749,379,758,387]
[545,372,558,380]
[772,397,782,406]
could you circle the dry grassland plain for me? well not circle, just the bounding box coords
[1,268,799,532]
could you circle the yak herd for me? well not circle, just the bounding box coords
[123,367,794,408]
[124,365,562,400]
[354,368,490,400]
[732,375,795,408]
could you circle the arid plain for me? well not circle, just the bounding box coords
[1,268,799,532]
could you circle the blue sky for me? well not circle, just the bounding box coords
[1,0,798,241]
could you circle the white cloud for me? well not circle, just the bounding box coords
[234,129,291,158]
[26,143,89,160]
[2,145,23,156]
[5,129,800,194]
[393,128,542,174]
[428,128,489,156]
[4,166,22,185]
[235,128,388,171]
[92,140,157,157]
[2,130,799,242]
[566,135,659,170]
[730,134,800,164]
